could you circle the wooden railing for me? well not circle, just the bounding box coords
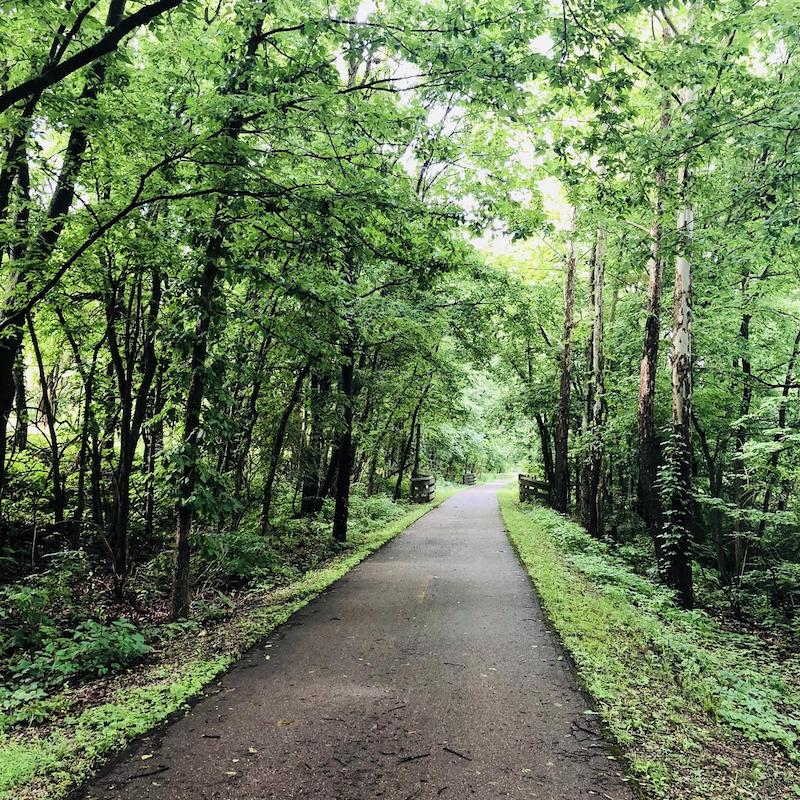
[410,475,436,503]
[518,474,550,504]
[462,472,477,485]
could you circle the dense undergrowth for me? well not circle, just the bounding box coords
[498,487,800,800]
[0,486,459,800]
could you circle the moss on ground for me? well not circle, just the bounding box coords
[498,486,800,800]
[0,488,460,800]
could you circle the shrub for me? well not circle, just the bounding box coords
[193,531,289,585]
[8,619,150,687]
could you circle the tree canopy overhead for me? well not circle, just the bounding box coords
[1,6,799,788]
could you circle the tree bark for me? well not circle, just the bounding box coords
[581,227,607,538]
[553,217,578,512]
[300,372,328,515]
[638,162,666,563]
[753,329,800,543]
[535,412,555,491]
[170,7,269,618]
[732,304,752,582]
[332,339,356,542]
[13,352,27,453]
[412,423,422,478]
[665,156,695,609]
[106,264,161,595]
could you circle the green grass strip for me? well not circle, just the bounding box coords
[0,488,460,800]
[497,486,800,800]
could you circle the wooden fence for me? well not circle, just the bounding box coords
[410,475,436,503]
[518,474,550,504]
[462,472,477,485]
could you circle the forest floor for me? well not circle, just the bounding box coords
[71,482,634,800]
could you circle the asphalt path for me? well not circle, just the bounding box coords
[78,483,636,800]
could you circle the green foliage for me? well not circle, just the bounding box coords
[1,620,150,727]
[194,531,292,585]
[500,488,800,799]
[9,619,149,686]
[0,552,87,658]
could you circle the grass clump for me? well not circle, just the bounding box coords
[497,486,800,800]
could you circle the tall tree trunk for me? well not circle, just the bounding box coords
[144,361,164,541]
[393,380,432,501]
[170,9,269,619]
[171,226,223,619]
[535,412,554,491]
[638,163,666,563]
[317,446,339,508]
[754,329,800,542]
[412,423,422,478]
[13,351,27,452]
[107,265,161,596]
[665,157,694,609]
[692,412,729,585]
[553,217,577,512]
[581,227,607,538]
[732,304,752,583]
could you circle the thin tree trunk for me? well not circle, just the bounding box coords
[638,160,666,564]
[13,352,27,452]
[754,330,800,542]
[27,314,65,529]
[553,216,577,512]
[144,361,164,541]
[259,364,310,534]
[581,227,607,538]
[412,423,422,478]
[171,226,223,618]
[300,372,328,515]
[535,412,554,491]
[332,339,356,542]
[106,265,161,596]
[732,304,752,581]
[393,380,432,501]
[692,412,729,585]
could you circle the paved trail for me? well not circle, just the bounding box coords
[80,484,635,800]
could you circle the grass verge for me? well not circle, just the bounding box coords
[497,486,800,800]
[0,487,461,800]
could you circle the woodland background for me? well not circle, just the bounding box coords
[0,0,799,796]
